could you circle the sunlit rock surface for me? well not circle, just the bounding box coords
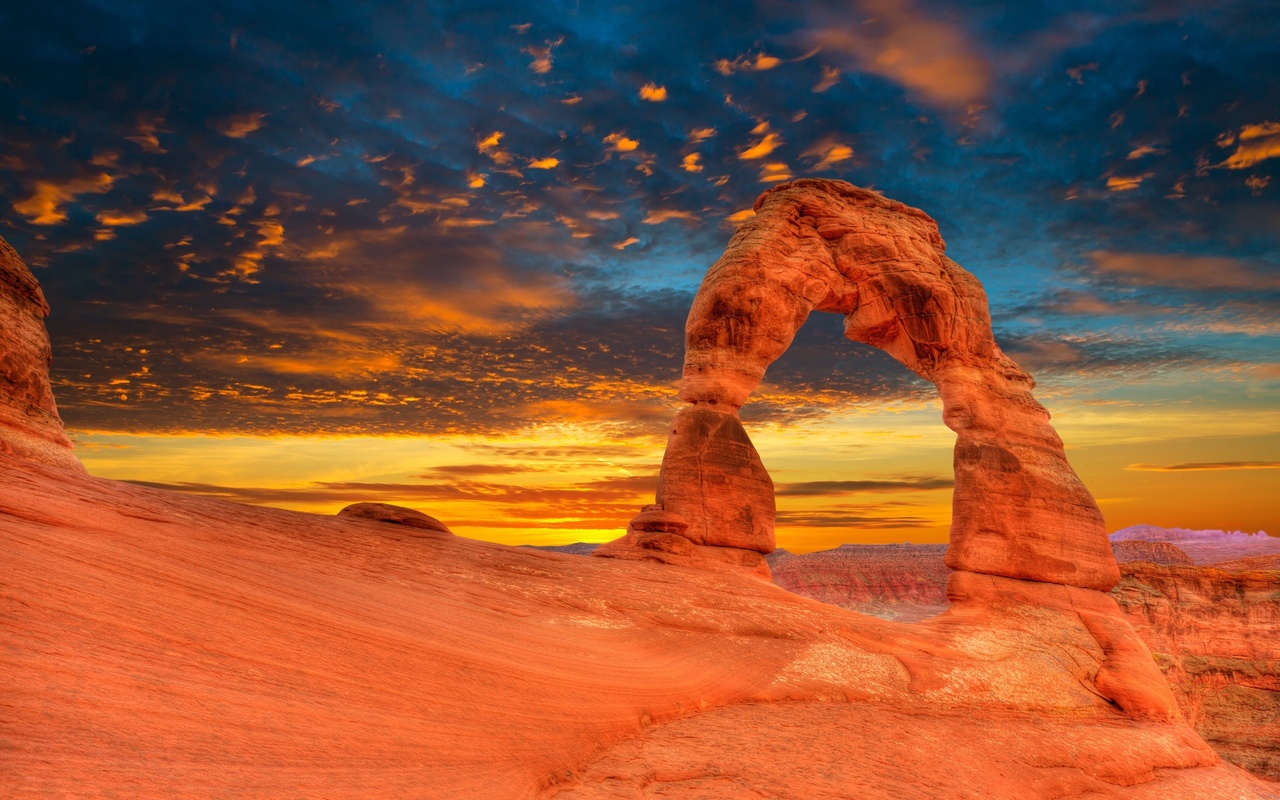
[770,540,1280,783]
[6,455,1278,799]
[0,236,80,471]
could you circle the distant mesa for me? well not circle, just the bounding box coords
[1111,540,1194,567]
[0,235,82,472]
[336,502,453,534]
[1112,524,1280,566]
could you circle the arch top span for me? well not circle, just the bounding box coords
[597,179,1120,593]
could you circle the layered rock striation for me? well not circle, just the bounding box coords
[0,236,80,471]
[1113,563,1280,781]
[770,540,1280,782]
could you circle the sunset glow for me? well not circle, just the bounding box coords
[2,2,1276,550]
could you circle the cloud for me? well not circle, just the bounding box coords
[528,157,559,169]
[523,38,562,74]
[1105,174,1151,192]
[613,237,640,250]
[775,510,935,529]
[813,66,840,93]
[777,477,953,497]
[639,82,668,101]
[1126,145,1167,160]
[1217,122,1280,169]
[803,140,854,171]
[216,112,267,138]
[1125,461,1280,472]
[758,162,793,182]
[1085,251,1280,291]
[803,0,991,113]
[127,473,659,514]
[13,173,114,225]
[681,153,703,173]
[641,209,698,224]
[603,132,640,152]
[738,132,783,160]
[95,209,149,227]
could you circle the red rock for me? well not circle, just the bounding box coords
[0,236,81,472]
[769,542,1280,781]
[1113,539,1195,566]
[644,179,1116,590]
[336,501,452,534]
[1112,562,1280,780]
[1213,554,1280,572]
[9,454,1275,799]
[593,503,772,580]
[767,543,950,621]
[653,406,774,551]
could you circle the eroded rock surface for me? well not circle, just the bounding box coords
[771,541,1280,782]
[767,543,950,622]
[1113,540,1195,566]
[0,236,80,471]
[1113,563,1280,781]
[5,455,1277,799]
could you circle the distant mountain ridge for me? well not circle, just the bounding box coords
[1111,525,1280,566]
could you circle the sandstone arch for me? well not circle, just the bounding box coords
[599,179,1119,593]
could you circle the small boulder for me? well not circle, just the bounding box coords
[337,502,452,534]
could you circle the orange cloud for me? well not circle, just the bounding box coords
[603,132,639,152]
[1105,174,1150,191]
[726,208,755,223]
[681,153,703,173]
[477,131,514,165]
[527,157,559,169]
[642,209,698,224]
[1126,145,1166,160]
[804,140,854,171]
[1087,251,1280,290]
[813,66,840,93]
[95,209,149,226]
[738,132,783,160]
[714,51,785,75]
[217,112,268,138]
[688,127,717,142]
[639,82,668,101]
[13,172,114,225]
[1218,121,1280,169]
[524,38,562,73]
[759,162,793,182]
[126,117,167,153]
[614,237,640,250]
[806,0,990,113]
[1125,461,1280,472]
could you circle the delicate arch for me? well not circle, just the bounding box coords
[650,179,1118,591]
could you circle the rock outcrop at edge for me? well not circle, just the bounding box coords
[0,236,81,472]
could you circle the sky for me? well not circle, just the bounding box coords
[1,0,1277,551]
